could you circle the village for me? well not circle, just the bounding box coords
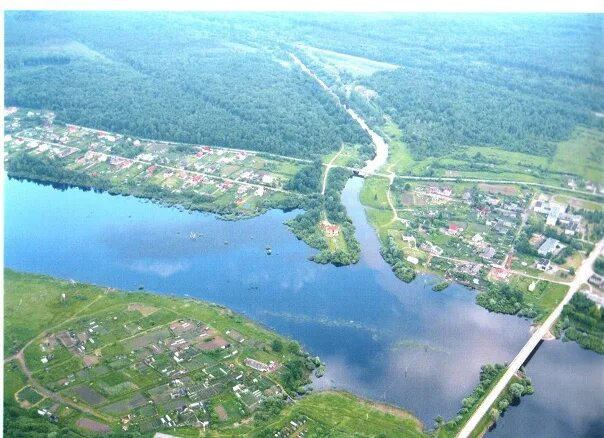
[377,179,601,299]
[16,299,295,435]
[4,107,303,217]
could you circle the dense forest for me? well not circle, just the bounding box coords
[4,12,369,159]
[291,14,604,158]
[6,13,603,160]
[476,283,540,319]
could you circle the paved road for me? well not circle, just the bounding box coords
[457,238,604,438]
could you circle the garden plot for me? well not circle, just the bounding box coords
[76,417,111,433]
[72,385,107,406]
[15,386,44,407]
[123,326,172,351]
[101,392,149,415]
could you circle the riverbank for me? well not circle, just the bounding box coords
[5,108,303,220]
[4,269,427,437]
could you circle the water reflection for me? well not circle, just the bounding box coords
[6,176,601,436]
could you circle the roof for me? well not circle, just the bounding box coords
[538,237,559,254]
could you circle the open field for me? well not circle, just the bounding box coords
[381,120,604,189]
[298,44,399,77]
[252,391,426,437]
[551,126,604,184]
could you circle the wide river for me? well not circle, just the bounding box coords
[5,175,603,436]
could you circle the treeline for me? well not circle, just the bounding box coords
[315,168,360,266]
[380,236,416,283]
[285,159,323,194]
[436,363,533,435]
[6,152,292,219]
[5,13,370,159]
[366,66,596,159]
[558,293,604,354]
[287,14,604,159]
[576,208,604,241]
[476,283,540,319]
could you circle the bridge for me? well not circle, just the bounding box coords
[457,238,604,438]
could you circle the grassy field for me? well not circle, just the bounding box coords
[382,119,603,186]
[299,44,399,77]
[359,175,395,241]
[253,391,427,437]
[509,276,569,323]
[381,121,418,174]
[551,194,603,211]
[551,126,604,184]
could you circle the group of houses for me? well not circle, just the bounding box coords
[533,195,583,236]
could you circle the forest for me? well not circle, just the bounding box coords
[6,13,603,161]
[4,12,369,159]
[291,14,604,159]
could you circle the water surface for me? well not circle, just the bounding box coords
[6,176,602,436]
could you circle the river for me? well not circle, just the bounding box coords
[4,175,603,436]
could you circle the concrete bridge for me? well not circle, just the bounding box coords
[457,238,604,438]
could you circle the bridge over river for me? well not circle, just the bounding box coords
[457,238,604,438]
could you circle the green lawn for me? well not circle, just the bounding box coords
[510,276,569,322]
[360,176,391,210]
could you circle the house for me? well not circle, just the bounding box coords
[447,224,463,236]
[534,200,550,214]
[535,258,551,271]
[406,256,419,265]
[261,174,274,185]
[137,153,154,162]
[546,205,562,226]
[146,165,156,177]
[420,241,443,256]
[244,358,278,373]
[471,233,484,246]
[588,274,604,289]
[489,266,509,280]
[559,213,581,226]
[538,237,560,256]
[320,220,340,238]
[481,246,496,260]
